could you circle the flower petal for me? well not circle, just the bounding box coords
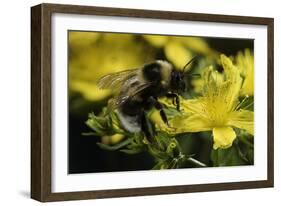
[164,41,192,69]
[71,81,111,101]
[221,55,242,109]
[169,114,212,133]
[236,49,254,96]
[213,127,236,149]
[69,31,100,48]
[228,110,254,135]
[180,99,205,114]
[179,37,212,55]
[143,35,169,48]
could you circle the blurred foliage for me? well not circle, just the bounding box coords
[143,35,218,69]
[69,32,216,108]
[69,31,254,171]
[236,49,254,96]
[69,32,155,102]
[85,109,206,169]
[211,133,254,166]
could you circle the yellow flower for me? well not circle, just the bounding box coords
[143,35,169,48]
[101,134,125,145]
[143,35,216,69]
[162,55,254,149]
[69,31,100,50]
[69,32,156,101]
[164,41,192,69]
[191,65,224,94]
[235,49,254,96]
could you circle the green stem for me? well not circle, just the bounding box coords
[97,138,131,151]
[238,135,253,149]
[186,157,207,167]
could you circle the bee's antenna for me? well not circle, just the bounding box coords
[183,56,197,73]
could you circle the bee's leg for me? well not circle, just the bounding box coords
[153,99,169,127]
[141,111,154,142]
[166,93,180,111]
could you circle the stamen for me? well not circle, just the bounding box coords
[243,100,254,110]
[235,95,249,110]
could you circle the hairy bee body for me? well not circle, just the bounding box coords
[98,60,190,136]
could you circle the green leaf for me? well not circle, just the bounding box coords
[211,145,247,167]
[152,161,165,170]
[237,135,254,164]
[120,148,143,155]
[148,146,170,160]
[81,132,98,136]
[97,138,131,151]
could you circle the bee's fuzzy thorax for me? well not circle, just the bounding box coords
[156,60,173,85]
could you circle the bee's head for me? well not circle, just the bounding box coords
[170,56,197,93]
[170,70,186,92]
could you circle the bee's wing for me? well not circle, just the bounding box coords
[107,82,152,113]
[97,69,139,92]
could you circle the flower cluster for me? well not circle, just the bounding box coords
[155,54,254,149]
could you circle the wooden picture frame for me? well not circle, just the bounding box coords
[31,3,274,202]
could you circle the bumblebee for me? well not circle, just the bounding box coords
[97,58,196,139]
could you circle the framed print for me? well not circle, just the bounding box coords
[31,3,274,202]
